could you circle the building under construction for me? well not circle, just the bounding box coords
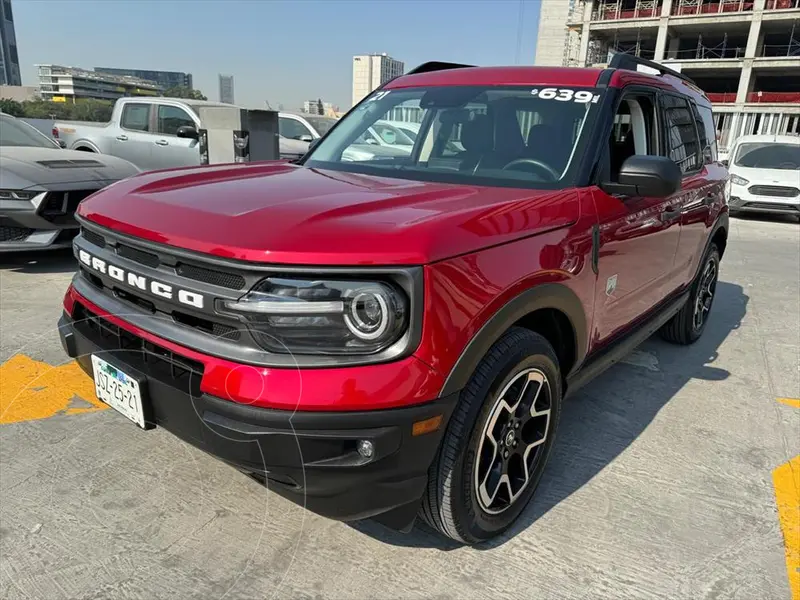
[535,0,800,157]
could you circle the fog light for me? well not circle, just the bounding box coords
[357,440,374,459]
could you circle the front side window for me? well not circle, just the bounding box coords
[661,95,701,174]
[305,85,603,189]
[279,117,313,140]
[734,143,800,170]
[120,104,150,132]
[157,105,195,136]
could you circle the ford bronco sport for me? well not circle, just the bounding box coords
[59,55,729,544]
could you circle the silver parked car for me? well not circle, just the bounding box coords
[0,113,140,251]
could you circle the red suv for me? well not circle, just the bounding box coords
[59,55,728,544]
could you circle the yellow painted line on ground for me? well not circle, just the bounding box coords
[0,354,107,425]
[774,397,800,600]
[773,456,800,600]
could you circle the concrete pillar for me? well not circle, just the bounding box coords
[745,13,763,58]
[736,60,754,103]
[667,36,680,59]
[655,23,669,60]
[579,26,592,65]
[660,0,674,17]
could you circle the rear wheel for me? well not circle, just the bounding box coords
[660,244,720,345]
[420,328,562,544]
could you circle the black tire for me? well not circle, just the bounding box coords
[420,327,562,544]
[660,244,720,345]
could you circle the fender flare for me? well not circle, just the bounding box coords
[440,283,589,397]
[70,140,100,153]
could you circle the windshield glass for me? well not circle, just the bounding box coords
[304,116,337,136]
[305,85,602,188]
[0,115,58,148]
[734,142,800,170]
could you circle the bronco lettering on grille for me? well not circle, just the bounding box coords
[78,249,205,309]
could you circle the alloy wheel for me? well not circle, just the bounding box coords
[474,368,551,515]
[693,258,717,331]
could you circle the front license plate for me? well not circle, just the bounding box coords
[91,355,146,428]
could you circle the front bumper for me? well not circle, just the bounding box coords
[58,307,456,529]
[728,185,800,216]
[1,193,79,252]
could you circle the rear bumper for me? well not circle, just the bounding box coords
[58,309,456,528]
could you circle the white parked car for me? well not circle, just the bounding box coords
[725,134,800,220]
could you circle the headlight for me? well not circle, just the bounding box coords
[0,190,39,201]
[223,277,408,355]
[729,174,749,186]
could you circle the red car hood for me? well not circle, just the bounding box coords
[78,162,579,265]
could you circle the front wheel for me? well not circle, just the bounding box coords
[420,328,562,544]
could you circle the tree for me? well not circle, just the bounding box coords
[163,86,207,101]
[0,98,24,117]
[70,99,114,122]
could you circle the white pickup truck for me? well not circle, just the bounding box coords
[52,97,308,171]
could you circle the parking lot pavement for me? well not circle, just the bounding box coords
[1,216,798,600]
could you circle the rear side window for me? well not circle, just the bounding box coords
[121,104,150,132]
[661,95,701,174]
[693,103,717,164]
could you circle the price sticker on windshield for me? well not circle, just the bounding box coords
[530,88,600,103]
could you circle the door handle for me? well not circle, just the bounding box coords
[116,135,128,142]
[661,207,681,220]
[155,139,169,146]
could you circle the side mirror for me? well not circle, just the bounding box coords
[306,138,320,153]
[176,125,199,140]
[601,155,682,198]
[721,159,729,167]
[57,140,67,148]
[296,134,314,143]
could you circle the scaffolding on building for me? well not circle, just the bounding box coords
[672,0,754,16]
[592,0,659,20]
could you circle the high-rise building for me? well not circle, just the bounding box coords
[534,0,800,157]
[95,68,193,90]
[352,53,404,106]
[0,0,21,86]
[219,74,235,104]
[37,65,162,102]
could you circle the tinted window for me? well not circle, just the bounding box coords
[662,95,700,174]
[157,105,194,135]
[734,143,800,170]
[279,117,313,140]
[693,103,717,164]
[0,115,57,148]
[121,104,150,132]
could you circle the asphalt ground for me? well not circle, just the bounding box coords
[1,213,798,600]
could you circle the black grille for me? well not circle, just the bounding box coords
[39,190,97,224]
[176,262,246,290]
[0,225,33,242]
[81,228,106,248]
[73,303,204,397]
[748,185,799,198]
[117,243,160,268]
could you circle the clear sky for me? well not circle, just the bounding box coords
[12,0,541,110]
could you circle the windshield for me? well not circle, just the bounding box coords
[304,116,337,136]
[0,115,59,149]
[734,142,800,170]
[304,85,602,189]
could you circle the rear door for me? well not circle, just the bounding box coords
[153,103,201,168]
[591,89,683,344]
[113,102,155,169]
[660,95,721,286]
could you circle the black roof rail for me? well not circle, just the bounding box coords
[608,53,698,87]
[405,61,476,76]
